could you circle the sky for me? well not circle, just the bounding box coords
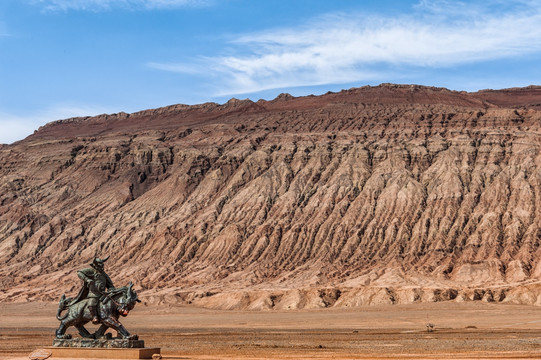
[1,0,541,144]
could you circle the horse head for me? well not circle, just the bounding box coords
[113,281,141,317]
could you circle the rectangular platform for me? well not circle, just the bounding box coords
[46,346,161,359]
[52,338,145,348]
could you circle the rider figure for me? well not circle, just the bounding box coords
[77,256,115,324]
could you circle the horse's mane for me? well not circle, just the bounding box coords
[108,286,129,298]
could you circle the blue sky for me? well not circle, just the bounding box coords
[1,0,541,144]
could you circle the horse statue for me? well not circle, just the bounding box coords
[55,282,141,340]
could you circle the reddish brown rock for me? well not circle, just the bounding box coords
[1,84,541,309]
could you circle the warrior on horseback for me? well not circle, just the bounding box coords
[55,256,141,340]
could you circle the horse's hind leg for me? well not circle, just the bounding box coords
[55,320,72,339]
[55,322,66,338]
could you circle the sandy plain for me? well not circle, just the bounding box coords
[2,302,541,360]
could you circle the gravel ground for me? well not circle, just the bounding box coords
[3,302,541,359]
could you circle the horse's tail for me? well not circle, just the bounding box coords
[56,294,69,321]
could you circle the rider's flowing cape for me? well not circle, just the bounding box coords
[68,267,114,306]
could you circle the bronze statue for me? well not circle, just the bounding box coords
[55,256,141,340]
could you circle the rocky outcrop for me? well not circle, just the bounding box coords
[1,84,541,309]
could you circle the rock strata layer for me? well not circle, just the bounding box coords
[1,84,541,309]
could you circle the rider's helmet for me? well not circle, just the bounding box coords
[90,256,110,271]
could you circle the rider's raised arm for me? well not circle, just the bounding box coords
[77,269,93,284]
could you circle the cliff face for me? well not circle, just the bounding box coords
[1,84,541,309]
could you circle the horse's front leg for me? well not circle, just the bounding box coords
[93,324,110,339]
[75,324,93,338]
[101,317,137,340]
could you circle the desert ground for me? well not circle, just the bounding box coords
[2,302,541,359]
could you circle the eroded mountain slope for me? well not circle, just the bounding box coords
[1,84,541,309]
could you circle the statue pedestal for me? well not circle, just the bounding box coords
[46,347,160,359]
[52,338,146,348]
[48,338,160,359]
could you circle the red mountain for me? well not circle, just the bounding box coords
[1,84,541,309]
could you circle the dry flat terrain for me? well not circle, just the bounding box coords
[2,302,541,359]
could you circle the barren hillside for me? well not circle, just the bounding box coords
[1,84,541,309]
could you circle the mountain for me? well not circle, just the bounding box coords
[1,84,541,309]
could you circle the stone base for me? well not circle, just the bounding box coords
[46,346,160,359]
[53,338,145,348]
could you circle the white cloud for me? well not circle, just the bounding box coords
[0,104,112,144]
[0,119,41,145]
[147,62,204,75]
[150,0,541,95]
[34,0,211,11]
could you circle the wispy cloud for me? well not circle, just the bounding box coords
[33,0,212,11]
[149,0,541,95]
[0,104,112,144]
[148,62,204,75]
